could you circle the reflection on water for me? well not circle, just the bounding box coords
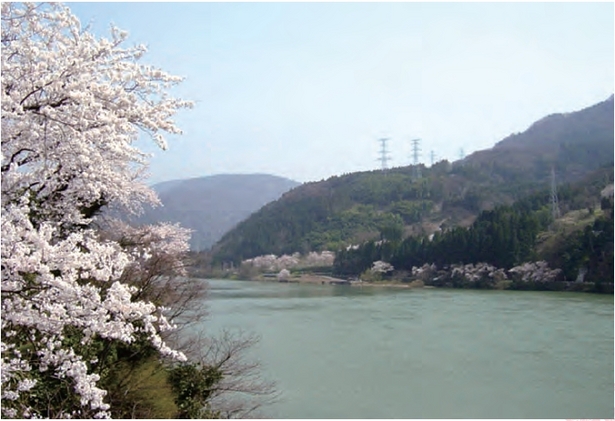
[201,279,613,419]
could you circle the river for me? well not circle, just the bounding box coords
[201,279,613,418]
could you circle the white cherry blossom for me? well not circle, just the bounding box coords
[371,260,394,273]
[242,250,336,272]
[2,3,192,418]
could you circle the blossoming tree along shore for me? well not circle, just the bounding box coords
[1,3,198,417]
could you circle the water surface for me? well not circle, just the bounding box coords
[202,280,613,418]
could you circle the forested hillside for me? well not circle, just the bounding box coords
[334,165,614,290]
[211,96,614,264]
[467,94,614,185]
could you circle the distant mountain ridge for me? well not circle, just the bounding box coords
[466,95,614,184]
[133,174,300,251]
[211,96,614,264]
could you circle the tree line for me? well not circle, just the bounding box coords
[334,181,614,290]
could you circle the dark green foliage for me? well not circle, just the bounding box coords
[168,363,223,419]
[334,241,382,277]
[377,213,404,243]
[389,200,433,224]
[547,199,613,285]
[336,198,551,277]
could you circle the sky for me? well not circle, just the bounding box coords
[68,2,614,185]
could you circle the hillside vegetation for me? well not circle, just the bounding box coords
[211,96,614,265]
[333,166,613,291]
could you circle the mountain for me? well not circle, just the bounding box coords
[210,96,614,264]
[465,95,614,184]
[133,174,300,251]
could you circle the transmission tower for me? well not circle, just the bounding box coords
[551,166,560,220]
[459,147,465,160]
[430,150,437,166]
[377,138,391,171]
[411,138,421,179]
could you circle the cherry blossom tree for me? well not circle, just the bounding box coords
[371,260,394,274]
[241,251,336,274]
[305,251,335,267]
[508,261,562,283]
[1,3,193,418]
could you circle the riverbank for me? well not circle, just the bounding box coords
[253,273,348,284]
[247,273,427,289]
[205,261,612,293]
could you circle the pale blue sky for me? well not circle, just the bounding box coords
[68,2,614,185]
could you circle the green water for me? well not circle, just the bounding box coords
[203,279,614,418]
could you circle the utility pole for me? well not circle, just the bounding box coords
[378,138,391,171]
[430,150,437,166]
[411,138,421,179]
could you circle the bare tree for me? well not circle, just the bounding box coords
[101,220,278,418]
[188,330,279,419]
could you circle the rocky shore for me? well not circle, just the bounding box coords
[238,260,612,293]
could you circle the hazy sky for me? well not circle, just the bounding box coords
[69,2,614,185]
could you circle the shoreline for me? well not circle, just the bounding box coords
[204,273,612,294]
[248,273,426,289]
